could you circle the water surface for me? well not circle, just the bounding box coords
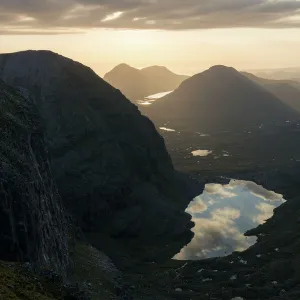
[160,127,176,132]
[175,180,285,260]
[146,91,173,99]
[192,150,212,157]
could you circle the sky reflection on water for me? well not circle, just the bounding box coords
[146,90,173,99]
[192,149,212,157]
[175,180,285,260]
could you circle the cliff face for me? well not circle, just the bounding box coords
[0,51,195,260]
[0,80,68,275]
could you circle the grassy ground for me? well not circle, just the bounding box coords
[0,261,64,300]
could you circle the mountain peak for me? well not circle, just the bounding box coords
[146,64,299,133]
[113,63,137,71]
[207,65,239,74]
[142,65,170,71]
[104,63,189,100]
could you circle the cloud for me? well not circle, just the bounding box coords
[186,196,208,214]
[252,202,276,224]
[205,183,237,198]
[1,0,300,34]
[175,206,255,260]
[229,180,284,202]
[211,207,241,222]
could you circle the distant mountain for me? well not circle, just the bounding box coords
[140,65,189,95]
[243,72,300,113]
[104,63,189,101]
[249,67,300,81]
[143,65,300,133]
[104,63,149,100]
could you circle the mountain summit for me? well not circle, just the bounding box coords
[144,65,300,133]
[104,63,189,100]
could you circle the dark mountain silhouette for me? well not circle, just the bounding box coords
[243,72,300,113]
[144,65,300,133]
[104,63,189,101]
[0,50,196,261]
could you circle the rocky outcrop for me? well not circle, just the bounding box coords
[0,80,68,275]
[0,50,196,260]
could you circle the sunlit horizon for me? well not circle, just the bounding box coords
[1,27,300,77]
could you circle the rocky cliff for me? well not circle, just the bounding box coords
[0,79,68,275]
[0,50,196,261]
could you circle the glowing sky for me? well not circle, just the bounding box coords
[1,0,300,76]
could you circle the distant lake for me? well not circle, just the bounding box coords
[137,90,173,106]
[146,91,173,99]
[192,149,212,157]
[160,127,176,132]
[175,180,285,260]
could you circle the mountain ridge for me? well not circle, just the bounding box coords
[104,63,189,101]
[143,65,300,133]
[243,72,300,113]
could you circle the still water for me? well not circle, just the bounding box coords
[192,149,212,157]
[175,180,285,260]
[137,91,174,106]
[145,91,173,99]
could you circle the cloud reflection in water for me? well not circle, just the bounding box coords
[175,180,285,260]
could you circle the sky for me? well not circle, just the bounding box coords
[1,0,300,76]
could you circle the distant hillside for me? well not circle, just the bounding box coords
[143,65,300,133]
[243,72,300,113]
[104,64,189,101]
[249,67,300,81]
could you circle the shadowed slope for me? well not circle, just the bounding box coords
[144,65,300,133]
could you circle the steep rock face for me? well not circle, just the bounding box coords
[0,51,194,259]
[0,80,68,275]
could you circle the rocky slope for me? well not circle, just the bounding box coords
[143,65,300,133]
[0,80,68,276]
[104,63,188,101]
[0,50,196,262]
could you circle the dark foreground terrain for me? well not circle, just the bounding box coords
[1,52,300,300]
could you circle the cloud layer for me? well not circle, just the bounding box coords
[1,0,300,34]
[229,180,284,201]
